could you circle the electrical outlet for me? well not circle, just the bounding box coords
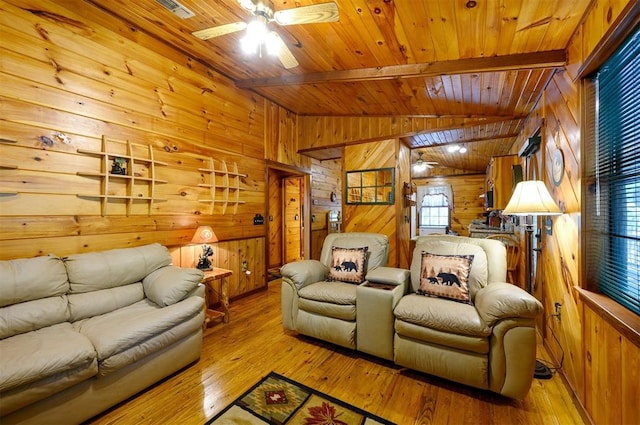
[554,302,562,322]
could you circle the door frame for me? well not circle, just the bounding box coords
[265,161,312,270]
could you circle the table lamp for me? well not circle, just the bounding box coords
[502,180,561,379]
[191,225,217,271]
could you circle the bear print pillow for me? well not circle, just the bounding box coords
[327,246,368,284]
[417,251,474,304]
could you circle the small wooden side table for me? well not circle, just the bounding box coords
[201,267,232,328]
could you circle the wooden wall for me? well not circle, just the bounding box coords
[411,174,486,237]
[298,115,503,151]
[310,157,342,260]
[509,0,639,422]
[0,0,303,299]
[344,139,402,266]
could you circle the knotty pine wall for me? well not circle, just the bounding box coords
[0,0,305,300]
[310,157,342,260]
[509,1,638,423]
[343,139,405,267]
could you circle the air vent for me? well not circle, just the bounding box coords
[156,0,195,19]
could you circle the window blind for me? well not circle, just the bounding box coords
[584,25,640,315]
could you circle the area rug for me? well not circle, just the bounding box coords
[206,372,395,425]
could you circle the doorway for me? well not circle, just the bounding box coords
[266,163,311,274]
[283,176,304,263]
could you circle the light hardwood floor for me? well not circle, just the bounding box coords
[87,280,585,425]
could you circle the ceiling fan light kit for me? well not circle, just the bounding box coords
[413,152,438,171]
[192,0,339,69]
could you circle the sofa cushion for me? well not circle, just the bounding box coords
[73,296,203,376]
[64,243,172,293]
[394,319,489,354]
[143,266,203,307]
[0,296,69,339]
[68,283,145,322]
[394,294,491,337]
[417,252,474,304]
[0,255,69,307]
[298,281,357,305]
[0,323,97,393]
[327,246,368,284]
[411,239,488,299]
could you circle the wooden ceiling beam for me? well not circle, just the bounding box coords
[408,115,526,135]
[236,51,566,88]
[411,133,521,149]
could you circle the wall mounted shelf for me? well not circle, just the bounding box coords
[76,136,167,216]
[198,157,246,215]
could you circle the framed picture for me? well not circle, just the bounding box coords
[345,167,395,205]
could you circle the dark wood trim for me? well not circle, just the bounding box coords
[264,159,312,175]
[576,1,640,79]
[237,51,567,88]
[575,287,640,348]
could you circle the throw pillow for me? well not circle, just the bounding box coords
[327,246,368,284]
[417,251,474,304]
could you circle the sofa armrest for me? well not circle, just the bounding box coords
[143,266,204,307]
[365,266,410,287]
[280,260,328,290]
[474,282,542,327]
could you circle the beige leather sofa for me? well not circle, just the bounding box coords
[281,234,542,399]
[281,233,409,359]
[0,243,205,424]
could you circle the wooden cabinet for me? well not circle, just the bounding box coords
[76,136,167,216]
[485,155,521,210]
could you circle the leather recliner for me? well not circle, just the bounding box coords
[280,232,397,351]
[393,235,543,399]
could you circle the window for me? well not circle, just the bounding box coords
[583,25,639,315]
[417,186,452,228]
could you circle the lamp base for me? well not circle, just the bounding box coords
[534,360,553,379]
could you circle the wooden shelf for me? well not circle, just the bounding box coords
[76,136,167,216]
[198,158,247,215]
[77,171,168,183]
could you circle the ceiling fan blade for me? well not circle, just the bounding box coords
[270,32,299,69]
[274,2,339,26]
[192,22,247,40]
[237,0,257,13]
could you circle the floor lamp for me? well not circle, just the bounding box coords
[502,180,562,379]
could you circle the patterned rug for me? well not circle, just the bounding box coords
[206,372,395,425]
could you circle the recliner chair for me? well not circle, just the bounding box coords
[393,235,543,399]
[280,232,395,350]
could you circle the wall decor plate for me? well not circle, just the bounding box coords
[552,148,564,186]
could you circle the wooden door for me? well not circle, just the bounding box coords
[267,168,283,269]
[283,176,303,263]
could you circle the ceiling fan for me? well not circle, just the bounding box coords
[413,152,438,171]
[192,0,339,69]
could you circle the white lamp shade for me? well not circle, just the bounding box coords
[502,180,562,216]
[191,226,218,244]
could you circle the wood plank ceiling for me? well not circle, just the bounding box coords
[86,0,592,172]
